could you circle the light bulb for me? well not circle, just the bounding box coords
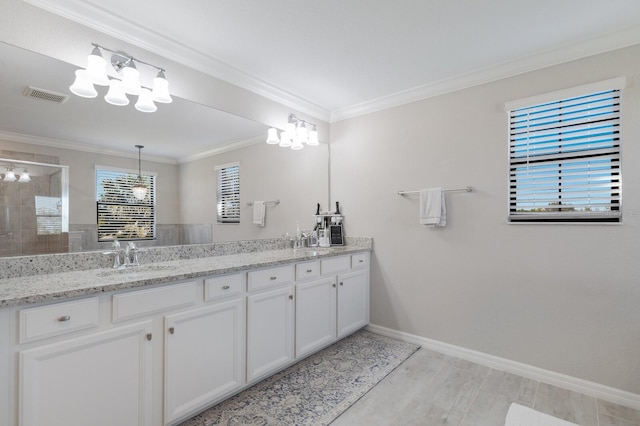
[104,80,129,106]
[69,69,98,98]
[151,70,172,103]
[266,128,280,144]
[132,183,148,200]
[85,46,110,86]
[135,88,157,113]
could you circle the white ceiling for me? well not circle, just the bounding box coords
[5,0,640,161]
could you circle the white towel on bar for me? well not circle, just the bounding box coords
[420,188,446,227]
[504,403,580,426]
[252,201,265,227]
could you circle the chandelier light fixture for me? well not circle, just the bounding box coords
[266,114,319,150]
[132,145,148,200]
[69,43,172,113]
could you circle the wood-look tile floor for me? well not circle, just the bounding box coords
[330,347,640,426]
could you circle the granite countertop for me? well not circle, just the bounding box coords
[0,246,370,309]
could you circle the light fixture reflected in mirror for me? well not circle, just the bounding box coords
[267,114,319,150]
[132,145,148,200]
[3,167,16,182]
[19,169,31,183]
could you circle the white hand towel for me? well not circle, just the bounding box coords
[505,403,580,426]
[419,188,446,227]
[252,201,265,227]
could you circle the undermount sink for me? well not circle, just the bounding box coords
[95,264,176,277]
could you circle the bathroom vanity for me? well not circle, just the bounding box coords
[0,243,370,426]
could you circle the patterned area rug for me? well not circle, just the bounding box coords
[180,329,420,426]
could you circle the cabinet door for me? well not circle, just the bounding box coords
[246,285,294,382]
[337,270,369,338]
[295,277,337,358]
[19,321,153,426]
[164,298,245,425]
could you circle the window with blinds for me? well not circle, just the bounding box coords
[508,86,621,223]
[96,167,156,241]
[216,162,240,224]
[35,196,63,235]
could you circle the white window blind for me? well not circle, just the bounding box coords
[508,87,621,223]
[96,167,156,241]
[216,163,240,224]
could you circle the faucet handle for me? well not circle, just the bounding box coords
[111,238,120,250]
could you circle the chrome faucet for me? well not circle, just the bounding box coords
[103,238,140,269]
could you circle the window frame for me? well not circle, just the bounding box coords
[215,162,240,224]
[95,165,157,242]
[505,78,625,224]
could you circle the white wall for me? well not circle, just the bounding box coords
[330,44,640,394]
[179,141,329,241]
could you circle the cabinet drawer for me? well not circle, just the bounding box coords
[321,256,351,275]
[20,297,99,344]
[247,265,294,292]
[351,253,369,269]
[112,281,198,322]
[204,273,245,301]
[296,261,321,281]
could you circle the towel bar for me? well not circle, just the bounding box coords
[397,186,473,195]
[246,200,280,206]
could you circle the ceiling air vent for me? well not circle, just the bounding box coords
[23,86,69,103]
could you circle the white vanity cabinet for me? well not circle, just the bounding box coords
[164,295,245,424]
[246,265,295,383]
[2,249,370,426]
[18,318,153,426]
[295,260,337,358]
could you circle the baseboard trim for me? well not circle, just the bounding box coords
[367,324,640,410]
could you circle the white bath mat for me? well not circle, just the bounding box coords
[505,403,581,426]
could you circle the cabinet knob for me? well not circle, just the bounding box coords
[340,282,344,286]
[168,327,175,334]
[222,285,230,290]
[58,315,71,322]
[359,260,364,263]
[288,295,293,300]
[270,276,277,280]
[306,269,313,273]
[332,284,336,288]
[146,333,152,341]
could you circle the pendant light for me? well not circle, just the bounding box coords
[132,145,147,200]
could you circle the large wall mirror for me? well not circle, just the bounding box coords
[0,42,329,257]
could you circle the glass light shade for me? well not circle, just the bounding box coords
[151,71,172,103]
[285,121,296,135]
[3,169,16,182]
[18,169,31,183]
[132,182,148,200]
[135,88,157,113]
[69,69,98,98]
[296,122,308,143]
[307,129,319,146]
[121,63,142,95]
[291,138,304,150]
[104,80,129,106]
[279,131,292,148]
[85,47,110,86]
[266,128,280,144]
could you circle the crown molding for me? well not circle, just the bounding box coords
[330,27,640,122]
[176,135,264,164]
[21,0,331,122]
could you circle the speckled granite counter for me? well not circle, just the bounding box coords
[0,244,371,308]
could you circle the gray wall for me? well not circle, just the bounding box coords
[330,44,640,394]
